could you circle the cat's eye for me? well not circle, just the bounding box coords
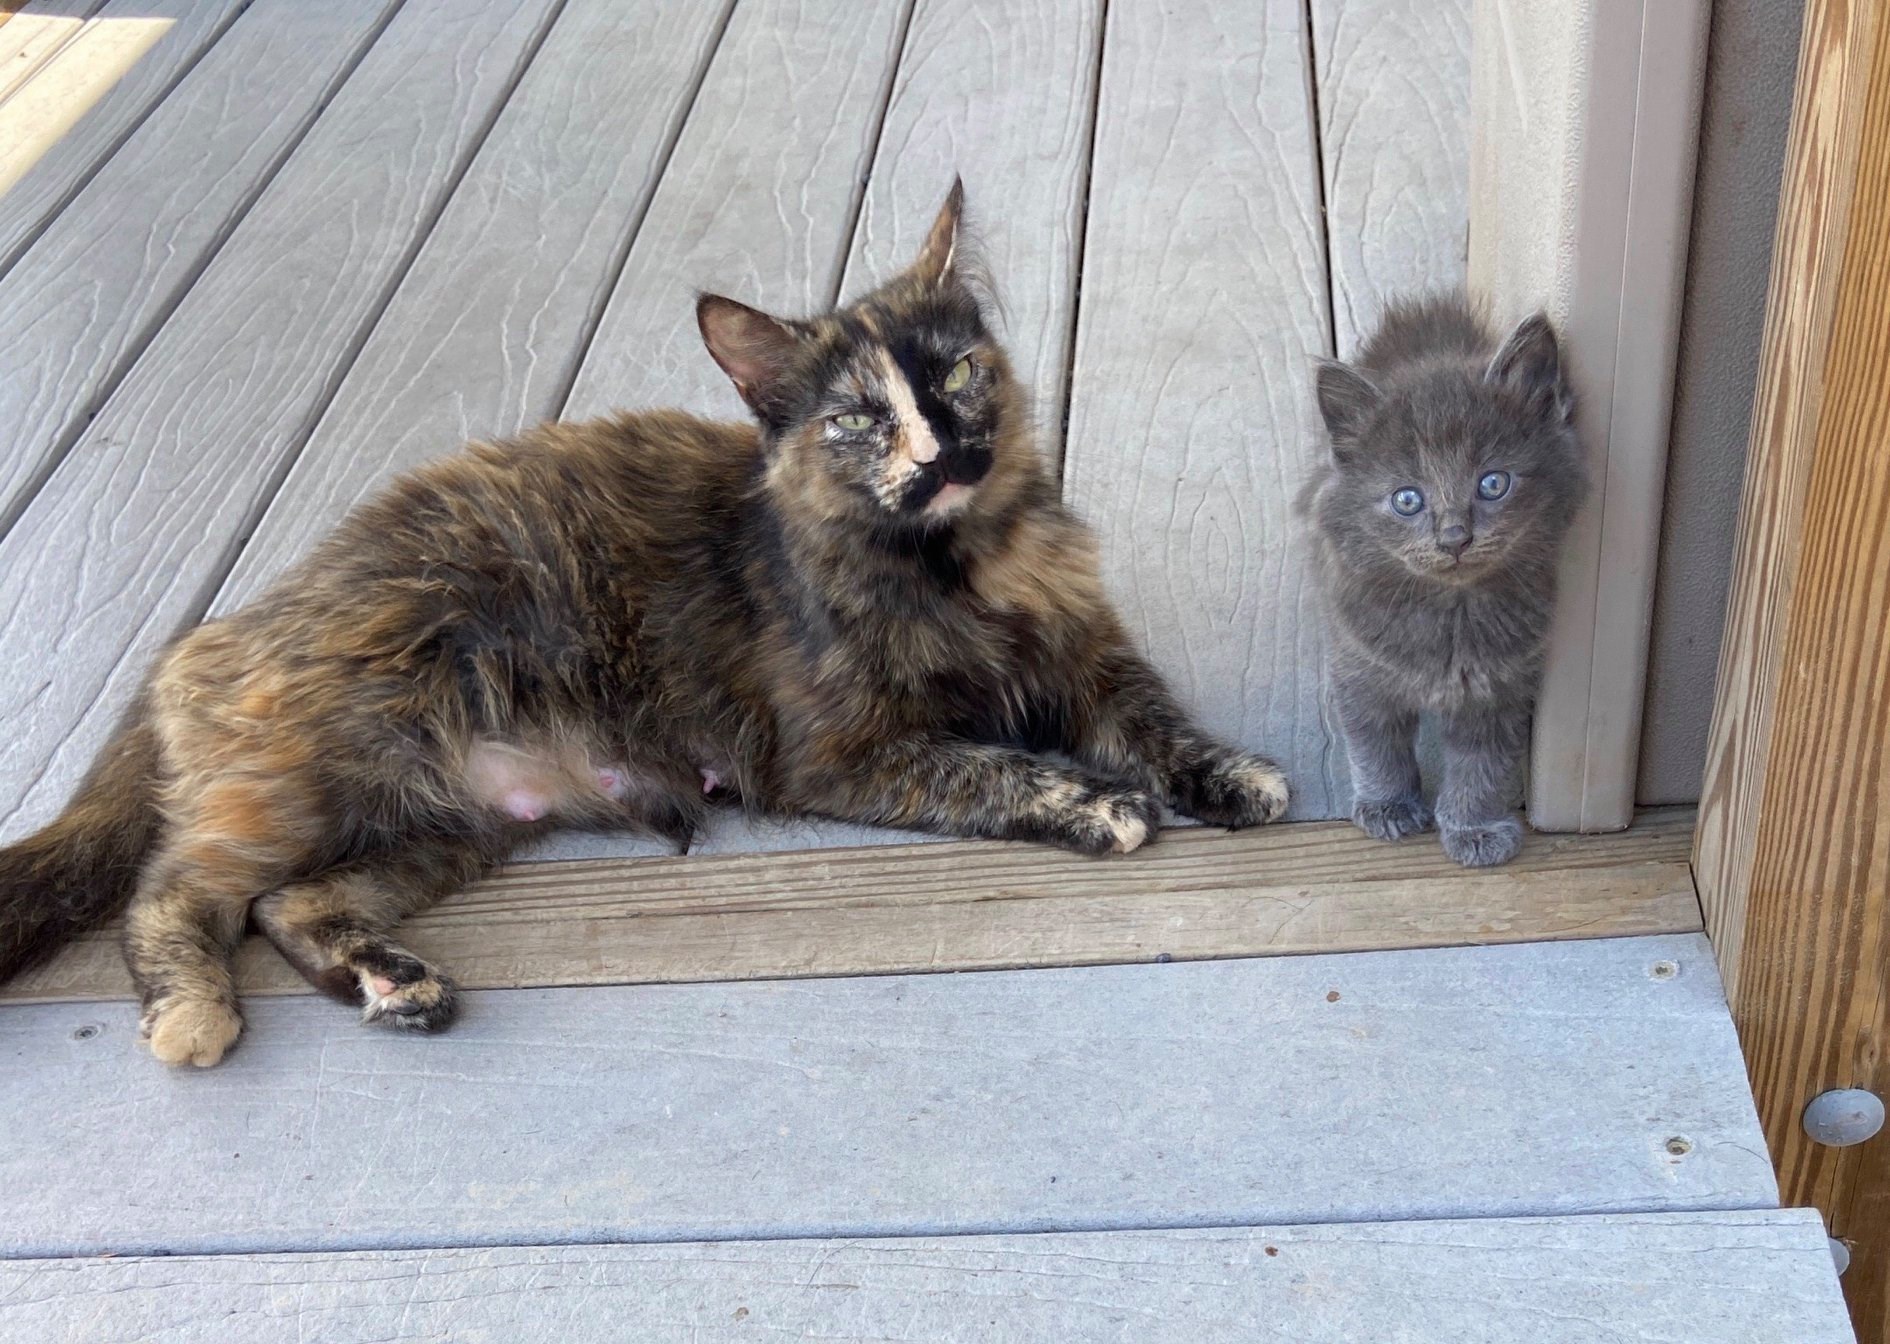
[1477,470,1512,500]
[942,356,973,394]
[1390,487,1425,516]
[832,412,876,432]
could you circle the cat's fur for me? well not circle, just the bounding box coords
[1301,294,1584,867]
[0,182,1288,1065]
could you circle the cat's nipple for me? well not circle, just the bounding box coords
[499,788,549,823]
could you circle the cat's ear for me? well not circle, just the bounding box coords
[1315,360,1381,450]
[910,176,965,288]
[1485,313,1569,420]
[697,294,801,415]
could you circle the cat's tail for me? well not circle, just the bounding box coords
[0,699,163,984]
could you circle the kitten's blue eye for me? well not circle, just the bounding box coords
[1390,487,1425,516]
[1477,470,1512,500]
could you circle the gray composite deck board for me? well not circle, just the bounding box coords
[0,0,563,844]
[212,0,734,613]
[0,0,400,530]
[1062,0,1340,819]
[0,1212,1852,1343]
[561,0,910,423]
[1313,0,1472,354]
[841,0,1103,438]
[0,935,1773,1258]
[0,0,251,273]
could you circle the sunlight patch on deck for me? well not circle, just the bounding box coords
[0,17,170,195]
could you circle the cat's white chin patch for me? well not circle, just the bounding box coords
[927,482,975,514]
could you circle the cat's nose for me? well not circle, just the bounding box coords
[1437,523,1472,557]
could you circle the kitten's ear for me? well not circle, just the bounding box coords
[910,176,965,288]
[1485,312,1568,419]
[1315,360,1381,448]
[697,294,801,415]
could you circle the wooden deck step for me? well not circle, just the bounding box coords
[0,934,1768,1258]
[2,808,1700,1004]
[0,1211,1852,1342]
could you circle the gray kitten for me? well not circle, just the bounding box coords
[1301,294,1586,867]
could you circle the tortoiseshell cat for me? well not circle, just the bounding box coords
[1302,294,1584,868]
[0,183,1288,1066]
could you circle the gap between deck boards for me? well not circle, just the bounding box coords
[2,806,1700,1005]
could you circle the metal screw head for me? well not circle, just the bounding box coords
[70,1024,98,1041]
[1803,1089,1885,1147]
[1649,960,1679,980]
[1664,1137,1693,1157]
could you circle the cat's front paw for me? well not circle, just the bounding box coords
[1172,750,1290,828]
[1057,784,1162,856]
[355,948,460,1032]
[141,995,244,1068]
[1351,795,1433,842]
[1440,816,1525,868]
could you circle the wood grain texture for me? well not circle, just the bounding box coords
[1062,0,1338,817]
[0,0,250,272]
[1,808,1701,1003]
[1312,0,1471,356]
[0,0,563,845]
[1696,1,1890,1332]
[561,0,911,425]
[214,0,734,612]
[0,0,100,104]
[1694,0,1879,994]
[0,1212,1852,1343]
[0,935,1774,1257]
[0,0,399,530]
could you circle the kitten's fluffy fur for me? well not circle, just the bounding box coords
[0,183,1287,1065]
[1302,294,1584,867]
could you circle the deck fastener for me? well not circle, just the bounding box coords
[1803,1089,1885,1147]
[1649,960,1678,980]
[1664,1136,1692,1157]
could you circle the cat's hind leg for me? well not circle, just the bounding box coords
[127,835,281,1067]
[252,841,495,1031]
[1332,684,1431,842]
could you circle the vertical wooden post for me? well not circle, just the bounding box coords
[1695,0,1890,1333]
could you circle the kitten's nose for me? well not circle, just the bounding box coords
[1437,523,1472,557]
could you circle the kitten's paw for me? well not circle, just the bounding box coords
[142,997,244,1068]
[1175,750,1291,828]
[1351,795,1434,842]
[1060,785,1162,855]
[355,949,460,1032]
[1440,817,1525,868]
